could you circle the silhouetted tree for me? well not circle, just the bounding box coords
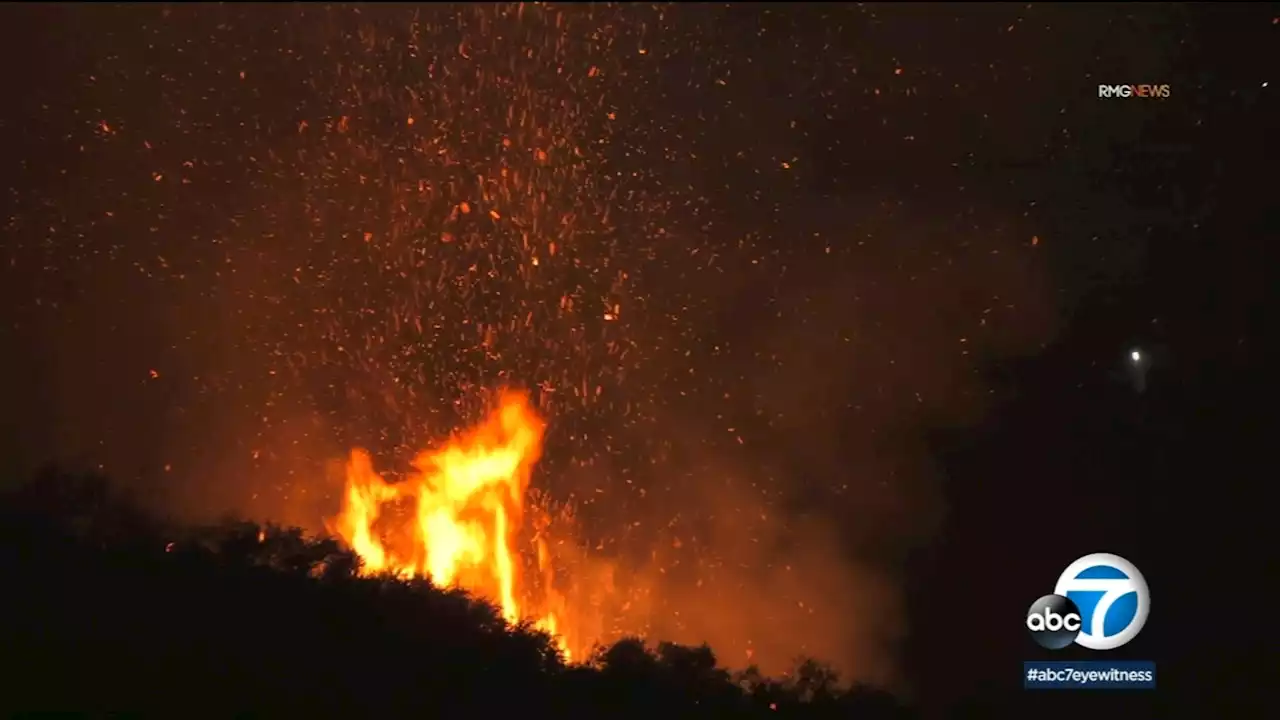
[0,468,913,718]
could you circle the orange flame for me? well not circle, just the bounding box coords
[329,391,573,658]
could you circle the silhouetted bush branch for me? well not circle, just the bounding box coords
[0,469,913,718]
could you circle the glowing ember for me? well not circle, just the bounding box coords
[329,390,573,658]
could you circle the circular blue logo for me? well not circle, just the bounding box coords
[1053,552,1149,650]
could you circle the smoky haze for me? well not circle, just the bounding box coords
[1,3,1065,688]
[549,194,1058,686]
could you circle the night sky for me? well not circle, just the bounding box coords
[0,3,1270,712]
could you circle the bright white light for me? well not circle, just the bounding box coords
[1130,350,1141,363]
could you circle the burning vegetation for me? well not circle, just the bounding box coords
[328,390,580,657]
[1,1,990,694]
[0,468,911,717]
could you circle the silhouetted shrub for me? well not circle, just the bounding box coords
[0,469,913,718]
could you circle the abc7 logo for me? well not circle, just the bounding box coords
[1025,594,1083,650]
[1029,552,1149,651]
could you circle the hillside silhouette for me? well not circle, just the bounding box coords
[0,467,913,718]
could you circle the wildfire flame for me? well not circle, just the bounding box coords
[329,391,573,658]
